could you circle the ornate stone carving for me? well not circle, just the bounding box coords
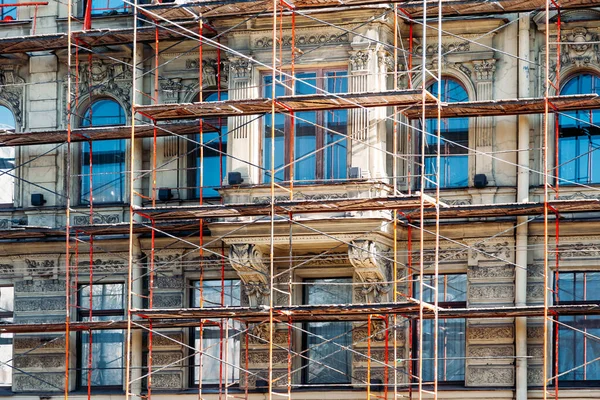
[0,264,13,275]
[472,58,496,81]
[254,33,348,48]
[160,78,183,104]
[469,284,514,301]
[0,65,24,128]
[73,214,120,225]
[468,325,514,342]
[229,244,268,307]
[77,258,127,273]
[349,50,372,71]
[0,219,9,229]
[185,58,229,88]
[77,59,133,113]
[23,258,55,278]
[349,240,391,302]
[229,57,252,80]
[561,27,598,67]
[468,240,511,262]
[297,253,348,267]
[466,366,514,386]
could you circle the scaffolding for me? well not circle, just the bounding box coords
[0,0,600,398]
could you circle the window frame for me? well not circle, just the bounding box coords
[260,67,349,184]
[555,270,600,386]
[76,282,125,390]
[421,77,470,190]
[557,72,600,186]
[300,277,353,387]
[0,104,16,207]
[83,0,130,17]
[187,90,229,201]
[188,279,242,389]
[412,273,467,385]
[79,98,127,206]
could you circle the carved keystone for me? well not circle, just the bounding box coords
[229,244,269,308]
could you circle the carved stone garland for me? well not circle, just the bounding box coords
[0,65,25,129]
[229,244,269,307]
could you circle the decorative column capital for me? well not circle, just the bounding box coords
[348,50,373,72]
[229,244,269,307]
[348,240,391,303]
[472,58,496,82]
[229,57,252,80]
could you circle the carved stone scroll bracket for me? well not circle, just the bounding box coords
[349,240,391,303]
[229,244,269,308]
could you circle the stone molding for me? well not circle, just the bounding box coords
[229,57,252,80]
[229,244,269,307]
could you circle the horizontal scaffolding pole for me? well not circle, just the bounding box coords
[0,23,203,54]
[136,89,429,120]
[0,120,218,146]
[135,198,600,220]
[140,0,599,19]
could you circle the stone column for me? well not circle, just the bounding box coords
[465,238,515,387]
[348,42,389,180]
[472,59,497,186]
[227,58,261,184]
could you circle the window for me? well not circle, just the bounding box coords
[0,106,15,205]
[80,99,126,204]
[0,0,16,20]
[558,74,600,185]
[78,283,124,388]
[557,271,600,382]
[191,280,241,386]
[191,91,228,199]
[414,274,466,382]
[0,287,13,387]
[87,0,128,16]
[263,70,348,184]
[303,278,352,385]
[424,78,469,188]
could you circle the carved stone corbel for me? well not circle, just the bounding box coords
[348,240,391,303]
[229,244,269,307]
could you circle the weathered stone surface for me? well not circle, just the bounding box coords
[469,284,514,301]
[528,345,544,359]
[152,372,183,389]
[526,283,544,302]
[151,331,184,348]
[15,279,65,293]
[468,345,514,358]
[466,366,514,386]
[248,350,287,365]
[14,297,65,312]
[468,325,514,342]
[527,366,543,386]
[527,264,543,279]
[13,372,64,391]
[527,326,544,340]
[469,264,513,280]
[14,335,65,351]
[154,275,184,289]
[13,315,65,324]
[14,354,64,369]
[151,351,184,367]
[153,293,183,308]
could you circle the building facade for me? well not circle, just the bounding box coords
[0,0,596,399]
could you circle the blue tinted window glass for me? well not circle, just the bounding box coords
[0,106,15,204]
[90,0,128,15]
[324,72,348,181]
[424,79,469,188]
[294,73,317,183]
[196,92,228,198]
[559,74,600,184]
[81,99,126,204]
[263,76,286,183]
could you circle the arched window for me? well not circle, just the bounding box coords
[558,73,600,184]
[424,78,469,188]
[81,99,126,204]
[192,91,228,199]
[0,105,16,205]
